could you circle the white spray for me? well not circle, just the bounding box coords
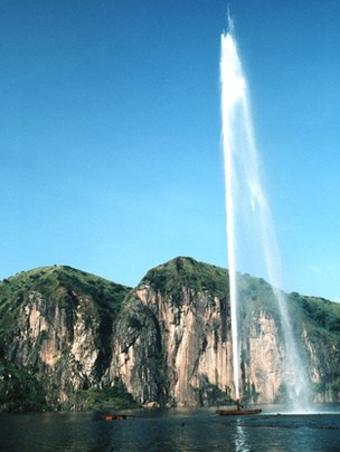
[220,18,311,411]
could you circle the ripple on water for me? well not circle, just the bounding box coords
[1,408,340,452]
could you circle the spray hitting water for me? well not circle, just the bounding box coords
[220,19,311,411]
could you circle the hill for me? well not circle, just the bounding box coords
[0,258,339,411]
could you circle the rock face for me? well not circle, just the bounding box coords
[0,258,339,411]
[110,258,339,407]
[111,285,233,407]
[0,266,130,410]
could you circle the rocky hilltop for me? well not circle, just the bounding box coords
[0,258,339,411]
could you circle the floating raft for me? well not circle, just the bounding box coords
[216,408,262,416]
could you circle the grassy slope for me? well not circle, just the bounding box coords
[142,256,229,300]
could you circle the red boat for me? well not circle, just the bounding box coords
[103,414,127,421]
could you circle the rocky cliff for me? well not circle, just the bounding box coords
[0,265,133,411]
[109,258,340,407]
[0,258,339,411]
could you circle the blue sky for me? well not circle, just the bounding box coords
[1,0,340,300]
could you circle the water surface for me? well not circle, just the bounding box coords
[1,405,339,451]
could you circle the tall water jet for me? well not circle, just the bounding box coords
[220,19,311,411]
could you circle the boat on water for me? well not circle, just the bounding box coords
[216,399,262,416]
[102,414,128,421]
[216,408,262,416]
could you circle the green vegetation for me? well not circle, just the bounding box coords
[290,292,340,333]
[142,256,229,300]
[142,257,339,401]
[0,358,46,412]
[0,265,131,338]
[0,257,339,411]
[0,357,138,412]
[274,383,290,404]
[198,378,233,406]
[331,377,340,397]
[68,379,140,411]
[0,265,132,412]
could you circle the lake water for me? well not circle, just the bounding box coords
[1,405,339,451]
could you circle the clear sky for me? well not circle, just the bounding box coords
[1,0,340,300]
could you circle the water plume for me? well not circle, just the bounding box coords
[220,18,311,411]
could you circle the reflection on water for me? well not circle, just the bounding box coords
[1,405,340,452]
[235,418,250,452]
